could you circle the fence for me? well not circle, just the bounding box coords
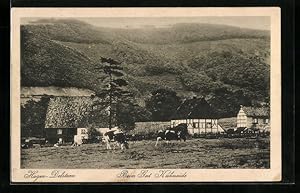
[131,121,170,134]
[126,121,170,140]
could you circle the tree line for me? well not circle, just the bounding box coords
[21,57,263,138]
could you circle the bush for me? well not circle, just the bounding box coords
[87,127,101,143]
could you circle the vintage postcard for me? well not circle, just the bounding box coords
[11,7,281,183]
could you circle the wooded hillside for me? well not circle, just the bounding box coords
[21,19,270,117]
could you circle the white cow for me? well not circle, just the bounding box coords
[72,135,83,147]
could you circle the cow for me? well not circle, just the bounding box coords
[103,130,129,150]
[155,123,188,146]
[72,135,83,147]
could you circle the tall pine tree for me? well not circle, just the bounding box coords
[94,57,132,130]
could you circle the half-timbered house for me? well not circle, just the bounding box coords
[170,97,224,135]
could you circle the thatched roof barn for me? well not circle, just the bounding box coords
[45,96,108,129]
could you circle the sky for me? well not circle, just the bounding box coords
[22,16,270,31]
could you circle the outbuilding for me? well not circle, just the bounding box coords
[237,105,270,132]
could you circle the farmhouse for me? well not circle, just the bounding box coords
[237,105,270,131]
[44,96,108,144]
[171,97,223,135]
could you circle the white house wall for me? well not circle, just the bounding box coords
[76,128,88,140]
[171,119,223,134]
[237,108,247,128]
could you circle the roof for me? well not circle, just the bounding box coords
[171,97,219,120]
[21,86,95,97]
[45,96,108,128]
[241,106,270,117]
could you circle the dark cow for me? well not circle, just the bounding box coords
[103,130,129,150]
[155,123,188,146]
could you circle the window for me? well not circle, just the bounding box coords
[200,123,205,128]
[206,123,212,128]
[264,119,269,124]
[193,122,197,128]
[57,129,62,135]
[253,118,258,124]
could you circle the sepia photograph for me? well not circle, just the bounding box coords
[11,8,281,182]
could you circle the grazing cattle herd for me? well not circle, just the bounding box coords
[21,122,269,150]
[100,123,189,150]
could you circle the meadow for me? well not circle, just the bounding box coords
[21,138,270,169]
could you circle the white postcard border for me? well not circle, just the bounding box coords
[11,7,281,183]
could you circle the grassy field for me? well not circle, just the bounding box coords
[21,138,270,169]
